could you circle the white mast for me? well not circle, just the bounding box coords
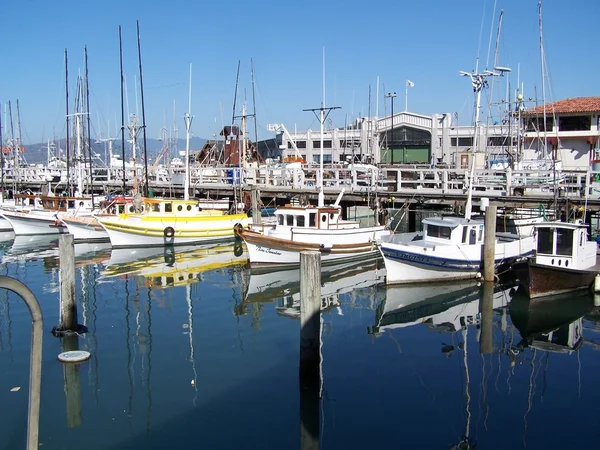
[184,63,193,200]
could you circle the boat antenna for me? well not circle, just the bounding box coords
[65,49,71,196]
[460,66,509,219]
[119,26,126,194]
[251,58,259,155]
[84,45,95,207]
[136,20,150,197]
[183,63,193,200]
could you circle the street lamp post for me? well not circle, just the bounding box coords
[384,92,397,163]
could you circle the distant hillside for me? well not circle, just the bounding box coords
[19,137,207,165]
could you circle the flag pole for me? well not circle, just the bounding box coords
[405,79,408,111]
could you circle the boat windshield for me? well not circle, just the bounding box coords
[426,224,452,240]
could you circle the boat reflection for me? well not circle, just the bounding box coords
[370,281,517,334]
[509,288,594,354]
[2,234,60,263]
[100,241,249,288]
[239,256,385,319]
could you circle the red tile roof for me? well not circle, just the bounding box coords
[524,97,600,115]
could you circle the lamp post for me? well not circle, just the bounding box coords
[384,92,396,163]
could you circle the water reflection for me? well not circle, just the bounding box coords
[239,256,385,319]
[101,242,248,288]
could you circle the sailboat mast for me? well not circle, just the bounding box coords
[251,58,259,152]
[136,20,150,197]
[65,49,71,196]
[119,26,126,194]
[8,101,16,192]
[84,45,95,206]
[183,63,193,200]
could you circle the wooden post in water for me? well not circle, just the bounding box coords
[59,234,78,332]
[299,250,321,450]
[251,186,261,225]
[61,335,82,428]
[479,281,494,354]
[483,205,497,282]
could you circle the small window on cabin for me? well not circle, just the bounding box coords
[537,228,554,254]
[277,215,284,226]
[309,213,316,227]
[297,216,305,227]
[478,227,483,242]
[152,203,160,212]
[177,205,183,212]
[165,203,173,213]
[129,206,135,213]
[329,213,335,220]
[427,225,451,239]
[187,205,192,211]
[287,215,294,226]
[462,227,468,243]
[580,231,583,247]
[68,201,75,209]
[118,205,125,214]
[321,214,327,223]
[556,228,574,256]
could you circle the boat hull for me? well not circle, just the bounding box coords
[238,227,384,266]
[380,235,534,284]
[98,214,250,247]
[516,262,597,299]
[59,215,109,242]
[0,209,65,235]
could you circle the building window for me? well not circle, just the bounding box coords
[487,136,513,146]
[525,116,554,132]
[457,137,473,147]
[451,138,457,146]
[288,140,307,149]
[559,115,591,132]
[313,140,332,149]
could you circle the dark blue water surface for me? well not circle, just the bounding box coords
[1,233,600,450]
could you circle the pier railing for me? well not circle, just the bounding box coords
[1,164,598,200]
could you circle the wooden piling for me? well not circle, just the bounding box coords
[299,251,321,383]
[59,234,78,332]
[479,281,494,354]
[251,186,261,225]
[483,205,497,282]
[61,335,82,428]
[299,251,321,450]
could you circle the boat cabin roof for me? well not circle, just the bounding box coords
[533,221,588,230]
[423,216,476,229]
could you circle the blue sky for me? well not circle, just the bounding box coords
[1,0,598,145]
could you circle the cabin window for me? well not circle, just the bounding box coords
[309,213,316,227]
[129,205,135,213]
[177,205,183,212]
[556,228,574,256]
[321,214,327,223]
[152,203,160,212]
[278,215,284,226]
[118,205,125,214]
[580,231,583,247]
[287,215,294,226]
[462,227,468,243]
[478,227,483,242]
[297,216,305,227]
[165,203,173,213]
[427,225,452,239]
[187,205,192,211]
[68,201,75,209]
[537,228,554,254]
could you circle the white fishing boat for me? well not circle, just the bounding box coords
[58,195,132,242]
[0,193,95,235]
[235,190,390,266]
[379,67,534,284]
[96,197,251,248]
[513,221,598,298]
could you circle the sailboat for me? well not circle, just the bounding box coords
[379,68,535,284]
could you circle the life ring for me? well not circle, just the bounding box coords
[234,244,244,257]
[164,226,175,238]
[233,223,244,235]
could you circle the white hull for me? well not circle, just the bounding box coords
[59,215,109,242]
[381,235,535,284]
[0,209,65,235]
[0,216,12,231]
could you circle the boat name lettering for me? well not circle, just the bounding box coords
[256,245,282,256]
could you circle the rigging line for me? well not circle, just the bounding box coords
[485,0,499,70]
[474,0,489,74]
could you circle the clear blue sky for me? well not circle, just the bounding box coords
[1,0,598,145]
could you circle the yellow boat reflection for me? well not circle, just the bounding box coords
[100,241,248,288]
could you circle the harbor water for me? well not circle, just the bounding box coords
[1,233,599,449]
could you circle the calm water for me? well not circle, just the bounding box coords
[1,233,600,449]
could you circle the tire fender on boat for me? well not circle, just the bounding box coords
[233,223,244,235]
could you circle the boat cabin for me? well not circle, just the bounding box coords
[15,193,94,211]
[123,198,221,217]
[533,222,597,270]
[274,205,354,230]
[423,216,485,246]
